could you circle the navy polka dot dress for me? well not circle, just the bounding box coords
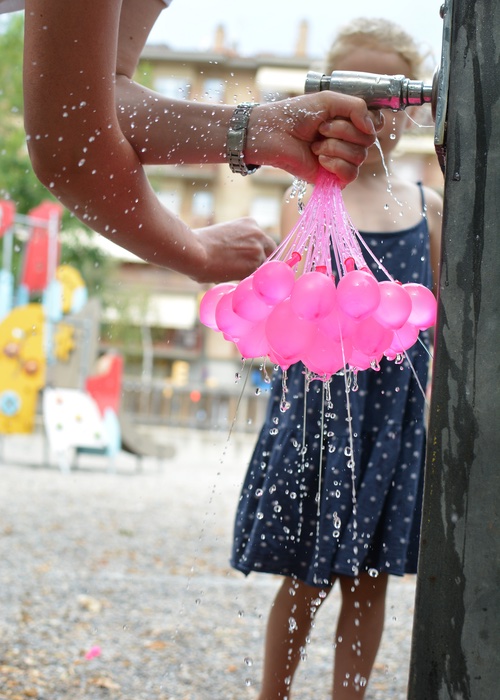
[231,188,433,587]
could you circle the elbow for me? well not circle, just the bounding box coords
[27,137,69,196]
[26,133,101,210]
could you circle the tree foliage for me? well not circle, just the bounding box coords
[0,14,44,211]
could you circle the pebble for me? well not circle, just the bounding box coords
[0,430,416,699]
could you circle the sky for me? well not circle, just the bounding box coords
[148,0,444,67]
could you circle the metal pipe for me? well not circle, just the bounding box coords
[305,69,434,112]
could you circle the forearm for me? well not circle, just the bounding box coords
[116,78,234,165]
[27,127,208,275]
[116,81,377,184]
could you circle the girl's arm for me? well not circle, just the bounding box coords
[423,186,443,294]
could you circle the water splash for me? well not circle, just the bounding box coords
[374,138,404,208]
[280,370,291,412]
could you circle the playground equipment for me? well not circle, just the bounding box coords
[0,303,46,434]
[0,199,71,435]
[0,198,174,470]
[43,353,123,471]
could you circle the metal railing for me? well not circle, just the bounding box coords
[121,378,269,433]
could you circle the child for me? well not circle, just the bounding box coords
[231,18,442,699]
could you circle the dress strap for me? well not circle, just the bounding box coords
[416,181,427,218]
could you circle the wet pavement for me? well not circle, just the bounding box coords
[0,429,416,699]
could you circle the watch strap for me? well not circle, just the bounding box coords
[227,103,261,176]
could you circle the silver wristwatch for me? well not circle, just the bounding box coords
[226,103,261,176]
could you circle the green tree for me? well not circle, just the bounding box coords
[0,14,44,212]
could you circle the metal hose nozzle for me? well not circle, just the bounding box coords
[305,70,434,112]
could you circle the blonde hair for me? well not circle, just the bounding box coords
[325,18,425,79]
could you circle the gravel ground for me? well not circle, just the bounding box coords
[0,428,416,700]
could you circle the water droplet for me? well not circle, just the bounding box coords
[244,657,253,666]
[368,568,379,578]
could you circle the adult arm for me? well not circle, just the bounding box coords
[23,0,377,283]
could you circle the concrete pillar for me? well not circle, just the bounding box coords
[408,1,500,698]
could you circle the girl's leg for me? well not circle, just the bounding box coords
[258,576,333,700]
[333,572,389,699]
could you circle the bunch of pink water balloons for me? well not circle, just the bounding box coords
[200,169,436,379]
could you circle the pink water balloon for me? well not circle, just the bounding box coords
[236,319,269,359]
[267,347,295,371]
[252,260,296,305]
[385,321,419,356]
[372,280,412,330]
[346,345,380,371]
[303,329,348,377]
[265,299,315,361]
[199,283,235,330]
[215,290,254,340]
[403,283,437,329]
[318,305,358,342]
[232,276,273,322]
[290,271,337,320]
[337,269,381,320]
[351,316,394,357]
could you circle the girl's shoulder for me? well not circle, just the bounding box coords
[420,183,443,209]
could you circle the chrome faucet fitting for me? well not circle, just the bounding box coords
[305,70,435,113]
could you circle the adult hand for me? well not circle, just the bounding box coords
[247,92,383,185]
[192,218,276,284]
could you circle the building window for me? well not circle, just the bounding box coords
[157,189,181,216]
[154,77,190,100]
[250,196,281,231]
[192,190,214,218]
[202,78,225,103]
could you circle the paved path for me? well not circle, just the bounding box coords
[0,429,416,699]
